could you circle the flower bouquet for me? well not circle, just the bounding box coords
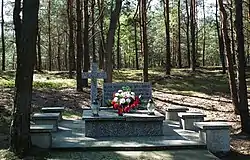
[111,86,140,116]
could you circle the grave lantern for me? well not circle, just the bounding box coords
[147,98,155,115]
[91,99,100,117]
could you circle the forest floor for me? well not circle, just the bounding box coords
[0,68,250,159]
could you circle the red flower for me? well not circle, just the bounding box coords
[118,107,123,115]
[113,103,119,109]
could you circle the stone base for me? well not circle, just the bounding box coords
[181,118,204,131]
[178,112,206,131]
[31,132,52,148]
[85,120,163,137]
[165,106,189,121]
[42,107,65,121]
[194,122,231,153]
[83,110,165,138]
[33,119,58,132]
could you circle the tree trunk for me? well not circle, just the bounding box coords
[202,0,205,66]
[134,19,139,70]
[163,0,171,74]
[230,0,236,65]
[218,0,239,114]
[1,0,5,71]
[185,0,190,68]
[91,0,96,62]
[64,31,68,70]
[67,0,74,78]
[234,0,250,133]
[105,0,122,82]
[140,0,149,82]
[117,18,121,69]
[57,26,61,71]
[216,0,226,74]
[48,0,52,71]
[37,25,42,71]
[83,0,90,86]
[76,0,83,91]
[177,0,181,68]
[97,0,104,69]
[190,0,196,71]
[10,0,39,156]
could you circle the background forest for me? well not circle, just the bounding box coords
[1,0,249,72]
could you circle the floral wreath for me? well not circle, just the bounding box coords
[111,86,140,115]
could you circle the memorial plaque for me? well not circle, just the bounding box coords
[103,82,152,106]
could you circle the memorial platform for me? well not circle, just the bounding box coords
[82,109,165,137]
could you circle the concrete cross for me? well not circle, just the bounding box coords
[82,63,107,103]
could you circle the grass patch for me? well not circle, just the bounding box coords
[63,110,82,119]
[0,149,19,160]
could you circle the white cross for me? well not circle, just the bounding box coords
[82,63,107,103]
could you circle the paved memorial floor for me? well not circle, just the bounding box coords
[51,118,205,149]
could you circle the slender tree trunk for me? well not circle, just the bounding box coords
[185,0,190,68]
[92,0,96,62]
[134,19,139,70]
[234,0,250,133]
[218,0,239,114]
[1,0,5,71]
[190,0,196,71]
[105,0,122,82]
[37,25,42,71]
[177,0,181,68]
[140,0,149,82]
[117,18,120,69]
[163,0,171,74]
[202,0,205,66]
[76,0,83,91]
[97,0,104,69]
[67,0,74,78]
[64,31,68,70]
[57,26,61,71]
[48,0,52,71]
[10,0,39,156]
[83,0,90,86]
[230,0,236,65]
[216,0,226,74]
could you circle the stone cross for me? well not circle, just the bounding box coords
[82,63,107,103]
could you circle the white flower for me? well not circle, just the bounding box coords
[131,92,135,96]
[120,98,126,104]
[131,95,135,100]
[126,98,131,103]
[115,93,120,97]
[126,93,131,98]
[118,90,123,93]
[113,97,118,102]
[121,92,126,97]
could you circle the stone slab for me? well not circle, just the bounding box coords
[52,119,206,150]
[82,110,164,137]
[41,107,64,121]
[41,107,65,112]
[165,106,189,112]
[165,106,189,121]
[47,150,219,160]
[30,124,54,133]
[194,122,231,130]
[102,82,152,106]
[32,113,60,120]
[178,112,206,118]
